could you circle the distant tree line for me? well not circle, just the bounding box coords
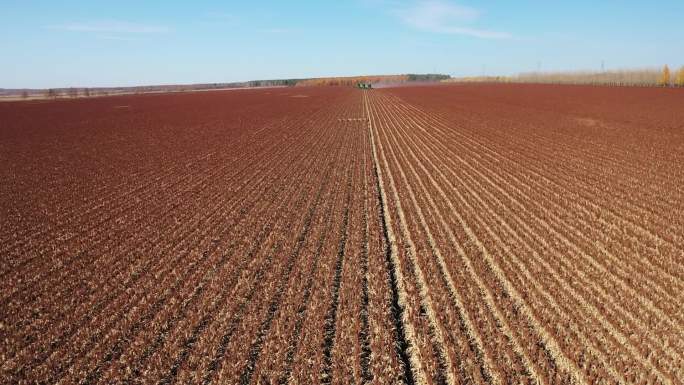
[407,74,451,82]
[12,73,456,101]
[296,74,451,87]
[448,66,684,87]
[248,79,300,87]
[297,75,409,87]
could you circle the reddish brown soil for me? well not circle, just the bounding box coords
[1,84,682,385]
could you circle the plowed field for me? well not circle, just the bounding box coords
[1,84,683,385]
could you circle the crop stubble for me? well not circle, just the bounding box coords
[1,83,682,384]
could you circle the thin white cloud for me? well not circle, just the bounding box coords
[393,0,511,39]
[48,21,169,34]
[204,11,239,24]
[95,35,141,41]
[259,28,294,34]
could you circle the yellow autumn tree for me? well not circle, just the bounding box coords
[659,65,671,86]
[676,66,684,87]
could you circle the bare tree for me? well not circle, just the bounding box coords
[68,88,78,98]
[676,66,684,87]
[84,88,91,97]
[21,90,29,99]
[659,65,671,87]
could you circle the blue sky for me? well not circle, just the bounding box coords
[2,0,683,88]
